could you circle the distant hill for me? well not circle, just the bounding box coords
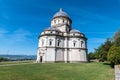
[0,55,36,60]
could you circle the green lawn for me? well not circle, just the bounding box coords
[0,60,34,65]
[0,62,114,80]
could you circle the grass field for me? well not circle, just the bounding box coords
[0,60,34,65]
[0,62,114,80]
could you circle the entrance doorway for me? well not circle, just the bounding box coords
[40,56,42,62]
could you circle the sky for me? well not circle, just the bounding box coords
[0,0,120,55]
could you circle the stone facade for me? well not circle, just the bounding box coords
[36,8,88,63]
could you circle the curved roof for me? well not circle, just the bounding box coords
[70,29,81,33]
[53,8,70,18]
[44,27,61,32]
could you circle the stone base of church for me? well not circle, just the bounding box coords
[55,61,66,63]
[44,61,56,63]
[36,60,88,63]
[68,61,88,63]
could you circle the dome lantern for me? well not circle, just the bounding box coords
[53,8,70,18]
[51,8,72,27]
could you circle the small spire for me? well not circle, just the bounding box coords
[59,8,63,12]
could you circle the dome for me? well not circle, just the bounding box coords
[70,29,81,33]
[44,27,61,32]
[53,8,70,18]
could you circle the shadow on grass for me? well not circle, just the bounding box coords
[103,62,114,68]
[103,62,110,65]
[88,61,114,68]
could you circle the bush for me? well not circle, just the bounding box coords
[99,58,105,62]
[0,57,9,62]
[107,46,120,67]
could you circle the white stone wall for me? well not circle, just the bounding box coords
[69,49,81,62]
[36,50,40,62]
[46,36,56,47]
[38,36,56,47]
[55,49,64,62]
[64,49,68,63]
[45,48,56,62]
[80,50,87,61]
[36,48,46,63]
[79,39,86,48]
[68,38,80,48]
[55,37,64,47]
[51,17,70,27]
[37,34,87,63]
[38,36,47,47]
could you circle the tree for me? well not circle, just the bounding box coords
[113,29,120,41]
[0,57,9,62]
[107,46,120,67]
[113,29,120,46]
[88,52,97,60]
[107,29,120,67]
[114,37,120,47]
[94,38,113,61]
[89,29,120,64]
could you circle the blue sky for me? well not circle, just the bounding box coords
[0,0,120,55]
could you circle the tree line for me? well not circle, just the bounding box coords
[88,29,120,67]
[0,57,9,62]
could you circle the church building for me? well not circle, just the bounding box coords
[36,8,88,63]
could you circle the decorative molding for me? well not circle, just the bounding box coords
[38,47,87,50]
[39,34,87,40]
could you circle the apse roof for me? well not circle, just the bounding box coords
[70,29,81,33]
[44,27,61,32]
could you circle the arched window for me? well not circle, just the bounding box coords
[49,41,52,45]
[66,27,70,32]
[63,19,64,23]
[49,39,53,46]
[81,41,84,47]
[58,20,60,23]
[73,42,75,47]
[73,40,76,47]
[73,33,75,36]
[58,39,61,46]
[54,20,56,23]
[42,39,44,46]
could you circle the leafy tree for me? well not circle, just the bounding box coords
[113,29,120,41]
[107,46,120,67]
[94,38,113,61]
[107,29,120,66]
[114,37,120,47]
[90,29,120,66]
[88,52,97,59]
[113,29,120,46]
